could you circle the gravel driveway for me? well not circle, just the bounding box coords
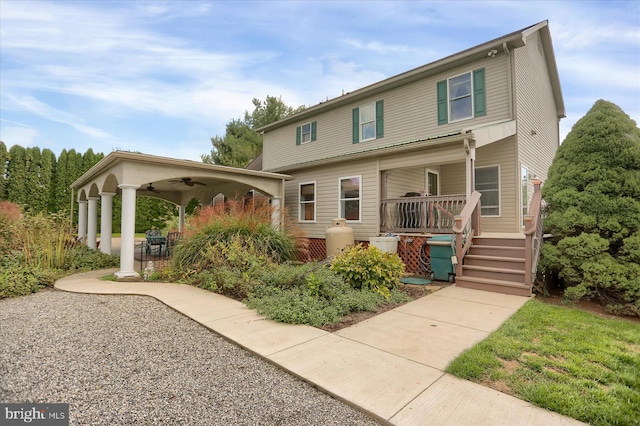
[0,290,380,425]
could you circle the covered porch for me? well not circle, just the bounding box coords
[71,152,291,278]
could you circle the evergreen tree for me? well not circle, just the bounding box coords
[24,147,43,212]
[0,141,8,200]
[541,100,640,316]
[41,149,57,213]
[5,145,28,206]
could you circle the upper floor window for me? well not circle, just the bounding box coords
[437,68,486,125]
[296,121,317,145]
[352,100,383,143]
[299,181,316,222]
[339,175,361,221]
[475,165,500,216]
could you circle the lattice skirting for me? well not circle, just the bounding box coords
[300,237,430,276]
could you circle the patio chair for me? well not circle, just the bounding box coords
[145,229,165,256]
[165,231,183,256]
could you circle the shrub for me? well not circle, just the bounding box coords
[172,198,300,270]
[246,264,410,327]
[64,245,120,271]
[330,244,405,298]
[540,100,640,315]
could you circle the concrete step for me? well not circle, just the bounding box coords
[468,245,525,258]
[462,265,525,283]
[455,276,532,297]
[464,254,525,270]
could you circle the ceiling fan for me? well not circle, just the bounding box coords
[169,177,206,187]
[141,183,160,193]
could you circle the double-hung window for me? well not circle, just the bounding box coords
[339,176,361,221]
[299,182,316,222]
[475,166,500,216]
[296,121,317,145]
[352,100,383,143]
[437,68,486,124]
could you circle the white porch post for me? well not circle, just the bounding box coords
[178,205,186,232]
[271,197,281,231]
[99,192,115,255]
[116,184,139,278]
[87,197,99,249]
[77,200,87,242]
[464,139,476,198]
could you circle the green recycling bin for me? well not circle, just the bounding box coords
[427,235,455,282]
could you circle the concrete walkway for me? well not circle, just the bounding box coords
[55,270,583,425]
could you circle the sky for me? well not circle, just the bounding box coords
[1,1,639,162]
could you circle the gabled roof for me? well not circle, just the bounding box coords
[258,20,564,133]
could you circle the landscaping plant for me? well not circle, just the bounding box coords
[0,201,119,299]
[330,243,405,299]
[541,100,640,316]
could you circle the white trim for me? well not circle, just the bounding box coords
[424,168,440,196]
[475,164,501,217]
[338,175,362,223]
[520,164,529,227]
[359,102,376,142]
[298,181,316,223]
[300,122,312,144]
[447,70,474,124]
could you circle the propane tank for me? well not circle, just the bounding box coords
[325,218,354,258]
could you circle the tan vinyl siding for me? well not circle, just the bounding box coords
[476,136,518,232]
[440,163,466,195]
[263,55,511,172]
[386,168,424,198]
[284,159,379,240]
[514,31,560,227]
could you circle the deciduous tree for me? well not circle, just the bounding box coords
[202,95,303,167]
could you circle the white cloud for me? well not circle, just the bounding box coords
[0,126,40,148]
[5,95,113,139]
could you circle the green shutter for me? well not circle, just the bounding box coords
[352,108,359,144]
[375,100,384,139]
[473,68,486,117]
[311,121,317,141]
[296,126,301,145]
[437,80,448,125]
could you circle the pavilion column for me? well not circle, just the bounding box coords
[270,197,281,230]
[178,205,186,233]
[99,192,115,255]
[87,197,99,249]
[77,200,88,242]
[116,184,139,278]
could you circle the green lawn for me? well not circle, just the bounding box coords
[446,299,640,426]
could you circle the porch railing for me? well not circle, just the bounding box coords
[380,194,467,234]
[524,181,544,289]
[452,191,482,278]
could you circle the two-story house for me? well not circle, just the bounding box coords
[258,20,564,296]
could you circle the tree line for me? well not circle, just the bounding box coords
[0,142,174,233]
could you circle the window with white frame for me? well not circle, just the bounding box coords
[352,100,383,143]
[296,121,316,145]
[299,182,316,222]
[437,68,486,125]
[360,103,376,141]
[448,73,473,121]
[301,123,312,143]
[475,166,500,216]
[339,176,361,221]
